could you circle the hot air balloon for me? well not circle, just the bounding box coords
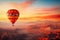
[7,9,19,26]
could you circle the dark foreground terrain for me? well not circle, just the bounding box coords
[0,28,60,40]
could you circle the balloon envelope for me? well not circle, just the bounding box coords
[7,9,19,25]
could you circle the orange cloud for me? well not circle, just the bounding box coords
[40,7,60,11]
[34,7,60,15]
[19,14,60,21]
[10,0,34,9]
[20,0,34,8]
[43,14,60,19]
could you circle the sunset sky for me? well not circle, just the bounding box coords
[0,0,60,29]
[0,0,60,22]
[0,1,60,39]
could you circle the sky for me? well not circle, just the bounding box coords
[0,0,60,29]
[0,0,60,6]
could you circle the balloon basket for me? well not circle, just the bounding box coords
[12,24,14,26]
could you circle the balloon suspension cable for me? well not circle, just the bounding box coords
[12,24,14,26]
